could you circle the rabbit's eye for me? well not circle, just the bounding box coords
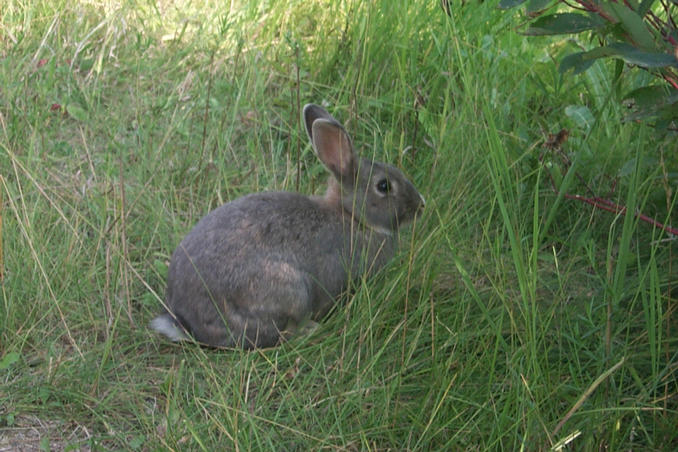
[376,179,391,194]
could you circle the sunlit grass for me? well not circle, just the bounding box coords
[1,0,676,450]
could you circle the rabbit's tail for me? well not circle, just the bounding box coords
[150,313,189,342]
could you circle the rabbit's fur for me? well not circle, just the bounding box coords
[151,104,424,349]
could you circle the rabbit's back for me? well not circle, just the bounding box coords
[164,191,393,347]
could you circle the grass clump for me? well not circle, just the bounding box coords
[1,0,676,450]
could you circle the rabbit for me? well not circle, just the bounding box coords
[150,103,425,349]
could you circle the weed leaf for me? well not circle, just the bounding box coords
[526,0,554,14]
[524,13,604,35]
[603,2,656,51]
[0,352,20,370]
[66,103,88,122]
[499,0,528,9]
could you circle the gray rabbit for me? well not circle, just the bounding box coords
[151,104,425,349]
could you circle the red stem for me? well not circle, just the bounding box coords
[564,193,678,236]
[663,73,678,90]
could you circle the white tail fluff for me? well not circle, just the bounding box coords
[150,314,189,342]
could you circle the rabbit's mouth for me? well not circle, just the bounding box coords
[363,223,394,236]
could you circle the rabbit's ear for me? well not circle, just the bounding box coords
[303,104,335,141]
[311,119,356,181]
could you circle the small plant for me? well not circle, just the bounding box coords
[498,1,677,239]
[500,0,678,131]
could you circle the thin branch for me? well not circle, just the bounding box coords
[542,137,678,237]
[564,193,678,235]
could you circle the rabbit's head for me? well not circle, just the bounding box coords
[304,104,424,234]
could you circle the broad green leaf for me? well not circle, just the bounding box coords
[638,0,657,16]
[625,104,678,123]
[499,0,528,9]
[526,0,554,14]
[66,103,88,122]
[602,42,678,67]
[128,435,146,450]
[0,352,20,370]
[564,43,678,69]
[619,158,639,177]
[78,58,95,72]
[613,59,625,82]
[624,85,671,109]
[565,105,594,130]
[524,13,604,36]
[623,87,678,122]
[657,99,678,120]
[604,2,656,50]
[560,51,596,74]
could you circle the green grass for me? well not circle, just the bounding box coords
[1,0,677,450]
